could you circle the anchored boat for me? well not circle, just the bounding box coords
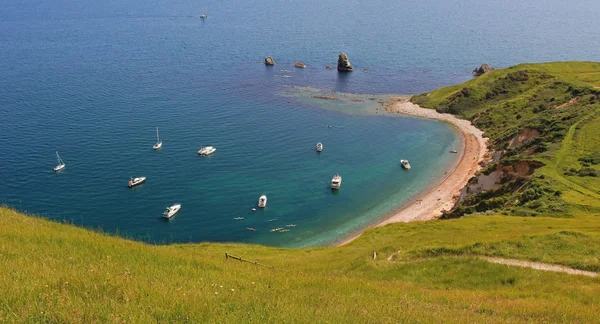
[162,203,181,219]
[53,151,66,172]
[153,127,162,150]
[198,146,216,156]
[400,159,411,169]
[331,174,342,189]
[316,142,323,152]
[258,195,267,208]
[128,176,146,188]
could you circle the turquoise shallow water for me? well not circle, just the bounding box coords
[1,0,599,247]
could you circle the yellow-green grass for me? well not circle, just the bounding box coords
[419,61,600,108]
[2,206,600,322]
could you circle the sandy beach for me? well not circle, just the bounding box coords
[336,97,488,246]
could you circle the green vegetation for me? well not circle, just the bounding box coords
[2,62,600,322]
[413,61,600,217]
[2,207,600,322]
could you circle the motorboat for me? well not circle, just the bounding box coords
[316,142,323,152]
[233,217,244,220]
[331,174,342,189]
[153,127,162,150]
[258,195,267,208]
[200,12,207,18]
[400,159,411,169]
[270,227,283,232]
[128,176,146,188]
[162,203,181,219]
[198,146,216,156]
[53,151,66,172]
[450,149,458,153]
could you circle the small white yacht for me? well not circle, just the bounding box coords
[153,127,162,150]
[128,176,146,188]
[331,174,342,189]
[400,159,411,169]
[316,142,323,152]
[162,203,181,219]
[198,146,216,156]
[200,12,207,18]
[53,151,66,172]
[258,195,267,208]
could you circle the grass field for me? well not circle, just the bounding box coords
[2,62,600,322]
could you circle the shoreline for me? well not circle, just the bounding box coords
[335,97,488,246]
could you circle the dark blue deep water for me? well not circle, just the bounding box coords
[1,0,599,246]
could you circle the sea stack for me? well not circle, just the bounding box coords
[337,52,354,72]
[295,61,306,68]
[472,63,494,76]
[265,56,275,66]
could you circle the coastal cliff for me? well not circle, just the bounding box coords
[411,62,600,218]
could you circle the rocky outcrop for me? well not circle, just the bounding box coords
[264,56,275,66]
[472,63,494,76]
[294,61,306,68]
[337,52,354,72]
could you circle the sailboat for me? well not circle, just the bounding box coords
[200,12,207,19]
[153,127,162,150]
[54,151,65,172]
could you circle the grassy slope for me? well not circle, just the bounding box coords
[3,62,600,322]
[413,61,600,216]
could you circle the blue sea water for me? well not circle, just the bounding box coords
[1,0,599,247]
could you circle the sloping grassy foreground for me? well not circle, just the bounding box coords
[2,62,600,322]
[2,206,600,322]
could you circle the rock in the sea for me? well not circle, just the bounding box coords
[264,56,275,66]
[337,52,354,72]
[295,61,306,68]
[472,63,494,76]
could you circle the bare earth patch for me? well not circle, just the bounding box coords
[483,257,598,277]
[555,97,580,109]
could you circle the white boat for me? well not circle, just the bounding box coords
[53,151,66,172]
[128,176,146,188]
[400,159,411,169]
[316,142,323,152]
[162,203,181,219]
[450,149,458,153]
[153,127,162,150]
[258,195,267,208]
[200,12,207,18]
[331,174,342,189]
[198,146,216,156]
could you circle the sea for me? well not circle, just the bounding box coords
[1,0,599,247]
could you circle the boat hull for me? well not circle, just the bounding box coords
[53,164,65,172]
[128,177,146,188]
[162,205,181,219]
[258,196,267,208]
[153,142,162,150]
[198,147,216,156]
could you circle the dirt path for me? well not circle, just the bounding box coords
[483,257,598,277]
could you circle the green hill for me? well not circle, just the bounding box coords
[2,62,600,322]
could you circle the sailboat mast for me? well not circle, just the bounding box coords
[156,127,160,142]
